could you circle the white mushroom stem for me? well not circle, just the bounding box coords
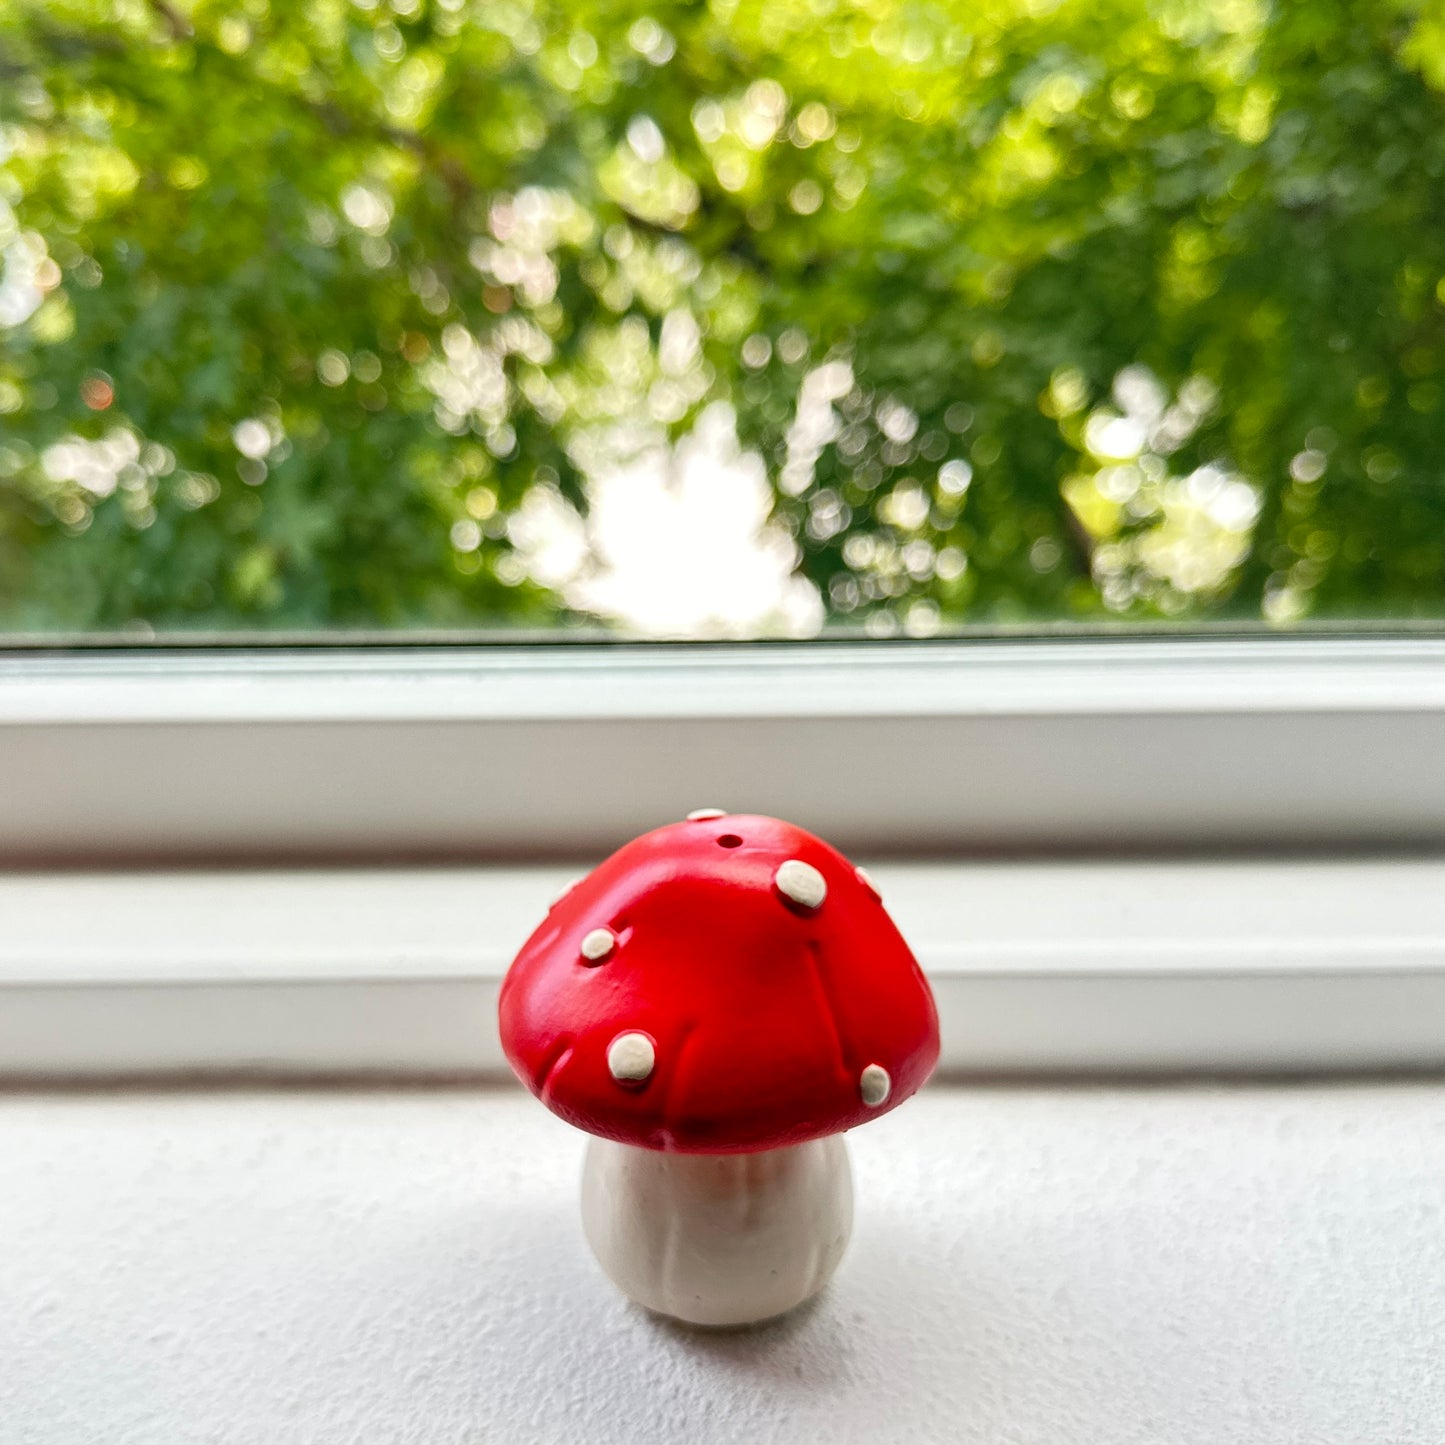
[580,1135,853,1328]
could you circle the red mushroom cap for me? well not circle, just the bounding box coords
[498,814,940,1153]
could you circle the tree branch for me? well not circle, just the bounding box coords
[144,0,193,41]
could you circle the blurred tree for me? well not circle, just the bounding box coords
[1,0,1443,635]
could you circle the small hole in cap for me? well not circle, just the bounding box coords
[716,834,743,848]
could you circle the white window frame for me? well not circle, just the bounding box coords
[4,635,1445,1079]
[5,635,1445,859]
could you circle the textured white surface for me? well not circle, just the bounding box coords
[5,1082,1445,1444]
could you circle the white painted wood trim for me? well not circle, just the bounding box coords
[10,637,1445,722]
[5,638,1445,860]
[5,857,1445,1078]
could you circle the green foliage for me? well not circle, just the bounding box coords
[2,0,1444,635]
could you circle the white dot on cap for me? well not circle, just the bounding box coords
[774,859,826,910]
[608,1032,655,1084]
[860,1064,891,1107]
[855,866,881,900]
[687,808,726,821]
[580,928,616,963]
[550,876,582,909]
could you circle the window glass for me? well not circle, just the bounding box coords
[2,1,1443,641]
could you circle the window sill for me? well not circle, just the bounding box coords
[5,1079,1442,1442]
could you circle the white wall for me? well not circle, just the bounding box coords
[5,1082,1443,1444]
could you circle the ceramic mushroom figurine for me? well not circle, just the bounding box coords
[498,811,940,1327]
